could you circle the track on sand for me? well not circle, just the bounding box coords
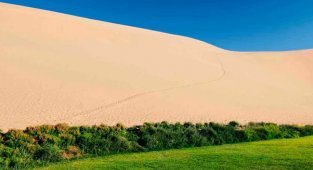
[59,55,226,122]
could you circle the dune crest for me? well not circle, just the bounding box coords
[1,3,312,130]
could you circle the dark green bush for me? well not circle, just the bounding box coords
[34,144,63,162]
[279,125,300,138]
[0,121,312,169]
[303,125,313,136]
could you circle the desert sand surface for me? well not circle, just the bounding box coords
[1,3,313,131]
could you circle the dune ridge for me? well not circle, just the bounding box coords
[1,2,313,131]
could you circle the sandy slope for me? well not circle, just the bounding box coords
[1,3,313,130]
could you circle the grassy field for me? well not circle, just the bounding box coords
[37,136,313,170]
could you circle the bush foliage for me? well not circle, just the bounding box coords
[0,121,312,169]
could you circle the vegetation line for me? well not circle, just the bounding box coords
[1,121,312,169]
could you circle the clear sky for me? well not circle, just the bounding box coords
[2,0,313,51]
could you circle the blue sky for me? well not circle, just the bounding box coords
[2,0,313,51]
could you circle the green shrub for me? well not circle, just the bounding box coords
[34,144,63,162]
[279,125,300,138]
[303,126,313,136]
[184,127,203,146]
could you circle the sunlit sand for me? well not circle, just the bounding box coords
[1,3,312,130]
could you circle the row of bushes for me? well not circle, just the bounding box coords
[1,121,313,169]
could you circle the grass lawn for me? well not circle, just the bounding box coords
[37,136,313,170]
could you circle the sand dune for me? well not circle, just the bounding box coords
[1,3,313,131]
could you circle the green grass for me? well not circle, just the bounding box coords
[37,136,313,170]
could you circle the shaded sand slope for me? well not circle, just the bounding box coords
[1,3,313,130]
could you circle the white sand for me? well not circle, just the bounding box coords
[1,3,313,131]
